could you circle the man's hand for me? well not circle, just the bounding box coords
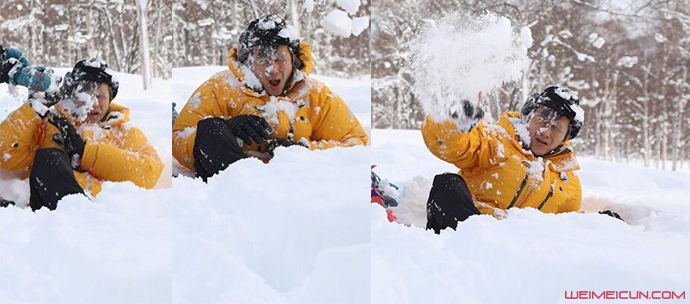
[266,138,308,157]
[447,99,485,132]
[48,114,86,168]
[0,57,20,84]
[225,114,273,145]
[599,210,624,221]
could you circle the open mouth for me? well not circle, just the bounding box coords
[268,79,281,87]
[535,137,549,146]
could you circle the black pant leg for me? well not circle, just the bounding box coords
[426,173,480,234]
[193,117,246,182]
[29,148,84,211]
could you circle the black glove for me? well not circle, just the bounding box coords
[225,114,272,145]
[599,210,623,221]
[266,138,308,157]
[448,99,485,132]
[48,114,86,166]
[0,57,20,84]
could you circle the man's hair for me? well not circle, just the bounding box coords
[521,85,583,139]
[62,58,119,102]
[236,15,303,70]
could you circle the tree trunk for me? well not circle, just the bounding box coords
[137,1,152,90]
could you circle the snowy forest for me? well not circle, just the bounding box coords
[0,0,370,80]
[169,0,370,78]
[0,0,171,80]
[372,0,690,170]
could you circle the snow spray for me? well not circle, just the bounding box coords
[410,13,533,122]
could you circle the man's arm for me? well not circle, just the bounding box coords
[0,103,44,172]
[307,83,368,149]
[80,127,164,189]
[172,76,230,170]
[558,172,582,213]
[421,115,500,170]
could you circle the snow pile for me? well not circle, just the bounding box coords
[168,67,371,301]
[0,184,171,303]
[372,128,690,303]
[410,13,533,121]
[320,0,369,37]
[172,146,371,303]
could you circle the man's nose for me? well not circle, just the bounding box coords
[268,62,282,75]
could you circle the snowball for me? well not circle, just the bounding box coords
[411,13,533,122]
[336,0,360,15]
[351,16,369,36]
[320,9,353,37]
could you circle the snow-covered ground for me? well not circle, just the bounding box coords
[372,128,690,304]
[170,66,371,303]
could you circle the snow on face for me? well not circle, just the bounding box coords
[240,63,264,93]
[509,116,531,147]
[60,82,99,122]
[527,108,570,156]
[249,45,294,96]
[411,13,533,122]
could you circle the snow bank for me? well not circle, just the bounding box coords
[172,146,371,303]
[410,13,532,121]
[372,128,690,303]
[0,185,171,303]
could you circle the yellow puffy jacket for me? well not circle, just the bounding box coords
[0,102,164,196]
[173,42,368,170]
[422,112,582,215]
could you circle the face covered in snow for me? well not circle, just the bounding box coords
[250,45,294,96]
[61,81,110,123]
[528,106,570,156]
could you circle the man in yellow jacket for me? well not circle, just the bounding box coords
[173,15,368,181]
[0,58,164,210]
[422,86,587,234]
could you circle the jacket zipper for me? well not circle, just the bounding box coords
[508,172,529,209]
[537,182,555,210]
